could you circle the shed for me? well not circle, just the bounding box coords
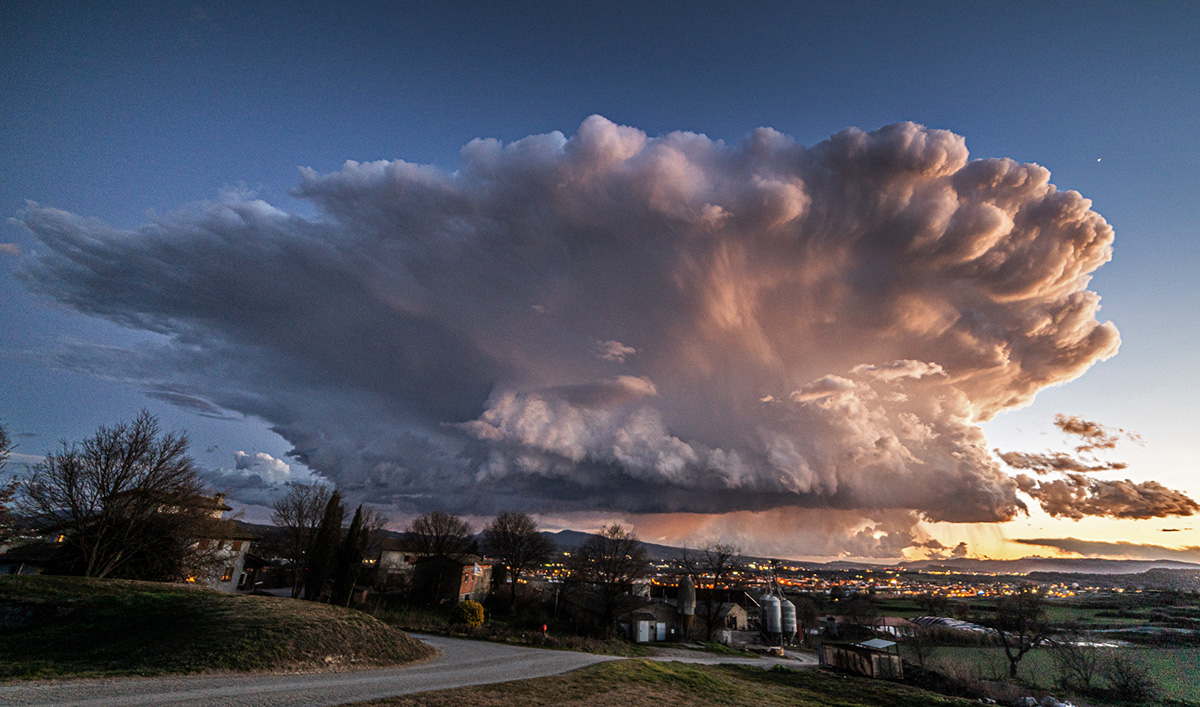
[819,640,903,679]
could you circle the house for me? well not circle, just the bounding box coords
[876,616,915,638]
[412,554,493,604]
[619,599,685,642]
[0,492,254,592]
[193,519,257,592]
[376,537,420,589]
[694,601,749,632]
[177,493,257,593]
[822,614,914,639]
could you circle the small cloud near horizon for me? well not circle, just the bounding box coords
[1013,537,1200,563]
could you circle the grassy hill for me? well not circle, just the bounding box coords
[357,659,981,707]
[0,575,435,680]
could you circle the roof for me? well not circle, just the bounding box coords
[380,537,416,553]
[190,518,258,541]
[859,638,897,650]
[112,490,233,512]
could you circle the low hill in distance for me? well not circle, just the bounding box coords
[0,575,435,680]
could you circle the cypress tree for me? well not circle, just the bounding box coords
[304,490,343,601]
[331,504,367,606]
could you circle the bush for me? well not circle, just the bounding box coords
[1051,638,1104,693]
[450,600,485,627]
[1103,652,1157,703]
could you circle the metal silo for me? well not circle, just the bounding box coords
[679,575,696,637]
[679,575,696,616]
[780,597,797,642]
[760,594,781,637]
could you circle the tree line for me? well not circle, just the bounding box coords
[0,412,746,640]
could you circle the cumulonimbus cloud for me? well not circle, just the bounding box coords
[17,116,1123,541]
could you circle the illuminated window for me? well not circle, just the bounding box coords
[221,566,234,582]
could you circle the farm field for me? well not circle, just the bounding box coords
[929,646,1200,703]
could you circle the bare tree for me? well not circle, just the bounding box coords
[358,505,390,586]
[902,625,943,669]
[270,482,334,597]
[991,584,1050,679]
[20,411,211,579]
[1050,630,1103,693]
[0,422,16,539]
[682,542,741,642]
[407,510,472,557]
[359,505,390,558]
[407,510,473,604]
[569,524,650,636]
[916,592,950,616]
[841,594,882,641]
[483,510,554,610]
[0,421,11,474]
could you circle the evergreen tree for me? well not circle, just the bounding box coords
[304,490,344,601]
[331,504,367,606]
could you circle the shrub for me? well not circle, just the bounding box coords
[450,600,485,628]
[1051,637,1104,693]
[1103,652,1157,703]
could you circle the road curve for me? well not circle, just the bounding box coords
[0,634,813,707]
[0,634,616,707]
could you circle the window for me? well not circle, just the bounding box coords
[231,541,242,552]
[221,566,234,582]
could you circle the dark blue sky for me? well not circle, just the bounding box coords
[2,1,1198,555]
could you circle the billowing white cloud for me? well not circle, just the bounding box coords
[17,117,1123,547]
[200,451,326,505]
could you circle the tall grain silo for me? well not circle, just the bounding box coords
[760,593,781,640]
[780,597,797,644]
[679,575,696,637]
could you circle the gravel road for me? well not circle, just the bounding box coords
[0,634,813,707]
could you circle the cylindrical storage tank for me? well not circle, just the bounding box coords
[780,598,797,641]
[679,575,696,616]
[761,594,781,636]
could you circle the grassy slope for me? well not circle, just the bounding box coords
[932,645,1200,704]
[374,604,653,656]
[360,660,980,707]
[0,575,435,680]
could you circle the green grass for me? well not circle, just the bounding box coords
[0,575,436,680]
[931,646,1200,704]
[1042,604,1147,626]
[356,659,982,707]
[373,604,652,656]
